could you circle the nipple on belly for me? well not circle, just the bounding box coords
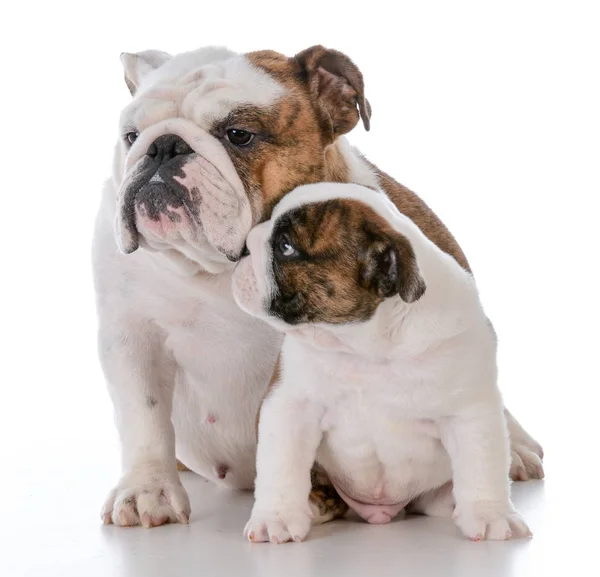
[372,483,384,500]
[214,463,228,480]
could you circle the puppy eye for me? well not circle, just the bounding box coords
[226,128,255,147]
[124,131,139,146]
[275,234,299,259]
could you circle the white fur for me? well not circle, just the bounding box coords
[240,184,532,542]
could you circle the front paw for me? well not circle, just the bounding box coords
[101,470,191,528]
[454,501,532,541]
[244,503,312,544]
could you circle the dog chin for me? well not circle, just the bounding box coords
[139,234,235,276]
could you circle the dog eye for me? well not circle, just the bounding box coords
[125,131,139,146]
[276,234,299,259]
[226,129,254,146]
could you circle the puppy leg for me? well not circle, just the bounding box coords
[99,320,190,528]
[505,408,544,480]
[440,402,531,541]
[245,392,323,544]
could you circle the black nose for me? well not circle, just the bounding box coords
[146,134,194,162]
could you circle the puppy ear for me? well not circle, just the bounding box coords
[294,45,371,141]
[358,234,426,303]
[120,50,171,96]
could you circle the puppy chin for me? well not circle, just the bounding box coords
[232,256,268,318]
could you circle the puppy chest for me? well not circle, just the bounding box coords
[315,404,450,501]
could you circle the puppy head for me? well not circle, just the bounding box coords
[112,46,371,275]
[232,184,426,328]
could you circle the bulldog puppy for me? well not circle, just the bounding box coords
[94,45,543,528]
[235,183,532,543]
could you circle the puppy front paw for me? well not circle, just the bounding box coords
[454,501,532,541]
[244,503,312,544]
[101,471,191,528]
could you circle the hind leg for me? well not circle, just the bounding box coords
[308,466,349,525]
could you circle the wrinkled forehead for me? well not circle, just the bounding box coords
[120,48,287,131]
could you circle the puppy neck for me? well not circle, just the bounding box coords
[286,246,479,362]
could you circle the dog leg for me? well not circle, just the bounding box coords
[99,320,190,528]
[308,466,349,525]
[440,402,531,541]
[245,392,323,544]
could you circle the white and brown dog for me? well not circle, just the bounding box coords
[235,183,531,542]
[94,45,543,528]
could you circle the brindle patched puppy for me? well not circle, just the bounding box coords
[234,183,531,543]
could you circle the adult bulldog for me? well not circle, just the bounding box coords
[94,45,543,528]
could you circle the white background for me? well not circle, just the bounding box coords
[1,1,599,576]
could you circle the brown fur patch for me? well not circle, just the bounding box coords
[176,460,190,472]
[267,199,425,325]
[212,47,368,225]
[209,98,327,223]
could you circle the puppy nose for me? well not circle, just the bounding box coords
[147,134,194,162]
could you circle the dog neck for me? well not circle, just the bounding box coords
[324,137,382,190]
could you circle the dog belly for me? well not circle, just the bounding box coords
[317,421,452,522]
[167,312,281,489]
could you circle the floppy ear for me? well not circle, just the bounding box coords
[358,233,426,303]
[120,50,171,95]
[294,45,371,141]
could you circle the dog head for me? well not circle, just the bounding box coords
[112,46,371,274]
[232,183,426,328]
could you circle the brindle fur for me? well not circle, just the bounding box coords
[268,199,425,325]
